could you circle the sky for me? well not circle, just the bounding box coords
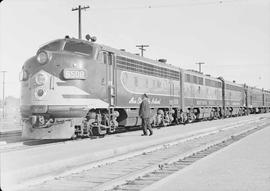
[0,0,269,98]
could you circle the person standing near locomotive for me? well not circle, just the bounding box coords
[139,93,153,136]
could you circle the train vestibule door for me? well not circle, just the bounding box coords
[104,52,116,107]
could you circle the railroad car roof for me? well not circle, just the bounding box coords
[248,86,264,92]
[224,80,244,88]
[183,69,224,82]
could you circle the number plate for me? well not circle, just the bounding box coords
[63,68,87,80]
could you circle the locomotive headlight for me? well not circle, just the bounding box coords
[35,88,46,99]
[35,72,47,85]
[37,51,48,64]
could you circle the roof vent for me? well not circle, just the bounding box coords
[233,80,236,83]
[120,49,125,51]
[158,59,167,63]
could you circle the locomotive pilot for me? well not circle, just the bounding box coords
[139,93,153,136]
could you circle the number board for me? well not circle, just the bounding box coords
[63,68,87,80]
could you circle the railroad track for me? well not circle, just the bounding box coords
[0,130,22,138]
[0,128,139,153]
[0,126,136,152]
[22,116,270,191]
[0,130,23,146]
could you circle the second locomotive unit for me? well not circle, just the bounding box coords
[20,36,270,139]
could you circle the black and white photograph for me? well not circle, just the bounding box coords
[0,0,270,190]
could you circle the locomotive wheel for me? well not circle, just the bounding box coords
[92,126,107,136]
[71,134,77,140]
[107,126,116,134]
[187,118,193,123]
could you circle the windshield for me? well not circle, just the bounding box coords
[64,41,93,56]
[38,40,63,51]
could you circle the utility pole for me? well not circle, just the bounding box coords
[136,45,149,57]
[72,5,90,39]
[0,71,7,119]
[196,62,205,73]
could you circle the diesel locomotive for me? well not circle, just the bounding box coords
[20,36,270,139]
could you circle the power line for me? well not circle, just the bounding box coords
[136,45,149,57]
[89,0,247,11]
[72,5,90,39]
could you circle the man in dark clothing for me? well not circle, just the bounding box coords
[139,93,153,136]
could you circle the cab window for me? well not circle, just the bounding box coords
[39,40,63,51]
[64,41,93,56]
